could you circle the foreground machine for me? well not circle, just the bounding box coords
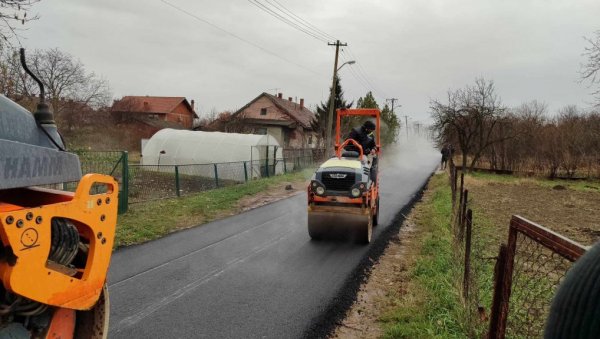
[307,108,381,243]
[0,49,117,338]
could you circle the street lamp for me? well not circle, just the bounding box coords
[337,60,355,71]
[325,60,356,158]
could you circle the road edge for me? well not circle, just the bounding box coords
[301,173,434,339]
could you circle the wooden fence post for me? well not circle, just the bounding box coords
[463,209,473,300]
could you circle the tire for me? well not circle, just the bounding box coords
[307,222,322,240]
[357,210,373,244]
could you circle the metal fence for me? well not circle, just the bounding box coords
[127,159,290,203]
[448,160,589,338]
[74,150,129,214]
[488,216,587,339]
[71,149,316,212]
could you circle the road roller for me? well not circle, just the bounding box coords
[0,49,117,338]
[307,108,381,244]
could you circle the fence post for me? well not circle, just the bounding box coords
[175,165,180,197]
[489,244,508,339]
[243,162,248,182]
[463,209,473,301]
[488,225,518,339]
[264,157,269,177]
[459,189,469,241]
[118,151,129,214]
[214,163,219,187]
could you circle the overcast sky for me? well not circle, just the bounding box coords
[17,0,600,123]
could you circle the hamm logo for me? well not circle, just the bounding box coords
[329,173,347,179]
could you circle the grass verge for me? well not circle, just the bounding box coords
[380,174,467,338]
[114,169,311,248]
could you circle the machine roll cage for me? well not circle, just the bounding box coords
[334,108,381,158]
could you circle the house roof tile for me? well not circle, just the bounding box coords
[234,93,315,129]
[111,96,194,115]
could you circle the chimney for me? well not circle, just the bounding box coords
[277,93,282,99]
[190,99,195,111]
[288,97,292,102]
[300,98,304,109]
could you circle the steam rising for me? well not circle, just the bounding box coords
[381,132,440,174]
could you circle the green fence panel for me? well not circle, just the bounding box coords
[118,151,129,214]
[214,163,219,187]
[175,165,180,197]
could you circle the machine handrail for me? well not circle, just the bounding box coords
[337,139,364,159]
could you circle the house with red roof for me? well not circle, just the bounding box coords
[110,96,198,140]
[232,92,316,148]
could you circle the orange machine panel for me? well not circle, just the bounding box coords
[0,174,118,310]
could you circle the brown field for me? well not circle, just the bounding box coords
[331,172,600,337]
[465,174,600,246]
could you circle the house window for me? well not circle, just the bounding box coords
[260,108,267,115]
[256,128,267,135]
[308,135,313,145]
[284,131,290,145]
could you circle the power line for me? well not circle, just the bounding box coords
[340,49,387,100]
[266,0,337,41]
[241,0,390,102]
[247,0,328,43]
[160,0,321,76]
[344,47,389,99]
[340,52,372,92]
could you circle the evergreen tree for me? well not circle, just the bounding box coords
[354,91,400,145]
[311,76,353,147]
[356,91,379,109]
[380,103,400,144]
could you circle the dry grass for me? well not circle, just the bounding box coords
[465,173,600,246]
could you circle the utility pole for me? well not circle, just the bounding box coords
[402,115,409,140]
[325,40,347,158]
[386,98,400,114]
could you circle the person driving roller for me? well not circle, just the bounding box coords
[344,120,378,182]
[345,120,377,156]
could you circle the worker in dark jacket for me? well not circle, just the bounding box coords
[345,120,378,181]
[346,120,377,155]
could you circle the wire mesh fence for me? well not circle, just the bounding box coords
[504,234,573,338]
[127,154,313,204]
[488,216,587,339]
[61,148,317,210]
[448,163,588,338]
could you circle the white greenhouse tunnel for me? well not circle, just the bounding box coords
[141,129,284,180]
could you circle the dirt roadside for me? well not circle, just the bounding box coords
[329,175,436,339]
[235,178,309,212]
[327,173,600,338]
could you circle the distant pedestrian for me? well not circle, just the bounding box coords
[440,144,451,170]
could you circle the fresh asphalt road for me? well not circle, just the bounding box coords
[107,139,440,338]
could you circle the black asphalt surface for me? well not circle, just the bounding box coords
[107,140,439,338]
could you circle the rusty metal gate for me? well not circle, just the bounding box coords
[488,216,588,338]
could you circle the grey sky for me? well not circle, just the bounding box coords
[18,0,600,123]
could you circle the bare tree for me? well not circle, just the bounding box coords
[581,30,600,105]
[431,78,509,171]
[0,0,39,43]
[26,48,111,124]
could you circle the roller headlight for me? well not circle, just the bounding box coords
[351,188,361,197]
[316,186,325,195]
